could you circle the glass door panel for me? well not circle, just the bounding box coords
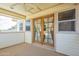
[34,19,41,43]
[48,17,53,22]
[34,14,54,47]
[44,16,54,45]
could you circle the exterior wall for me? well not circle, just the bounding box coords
[25,31,32,43]
[55,4,79,56]
[25,18,32,44]
[56,33,79,56]
[28,4,79,56]
[0,32,24,48]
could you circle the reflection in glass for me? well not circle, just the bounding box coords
[26,20,30,31]
[44,17,54,45]
[34,19,41,42]
[0,15,23,32]
[0,16,16,30]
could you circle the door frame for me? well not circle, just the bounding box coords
[32,13,55,47]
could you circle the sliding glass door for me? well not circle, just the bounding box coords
[34,19,41,43]
[44,17,54,46]
[34,14,54,47]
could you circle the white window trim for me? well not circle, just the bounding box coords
[58,19,76,32]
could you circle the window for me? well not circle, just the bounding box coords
[59,21,75,31]
[0,15,23,32]
[17,20,23,32]
[26,20,30,31]
[58,9,75,21]
[19,23,23,31]
[58,9,75,31]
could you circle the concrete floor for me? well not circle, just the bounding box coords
[0,43,65,56]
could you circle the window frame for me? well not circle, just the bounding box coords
[58,9,76,32]
[0,15,24,32]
